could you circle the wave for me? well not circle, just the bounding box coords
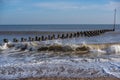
[106,45,120,54]
[0,41,120,79]
[0,40,120,56]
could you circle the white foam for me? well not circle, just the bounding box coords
[0,50,120,79]
[101,62,120,78]
[106,45,120,54]
[1,41,120,79]
[90,49,106,54]
[0,58,103,79]
[0,43,9,50]
[90,49,106,57]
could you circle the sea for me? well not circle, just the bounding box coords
[0,24,120,79]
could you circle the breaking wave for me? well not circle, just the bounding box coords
[0,40,120,79]
[1,40,120,55]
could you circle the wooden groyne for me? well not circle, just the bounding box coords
[2,9,117,43]
[3,28,115,43]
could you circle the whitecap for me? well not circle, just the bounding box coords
[106,45,120,54]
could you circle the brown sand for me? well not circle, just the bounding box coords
[20,77,120,80]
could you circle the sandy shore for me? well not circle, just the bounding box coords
[20,77,120,80]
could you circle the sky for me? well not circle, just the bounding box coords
[0,0,120,24]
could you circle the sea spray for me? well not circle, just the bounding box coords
[90,49,106,57]
[1,41,120,55]
[106,45,120,54]
[0,41,120,79]
[0,43,9,50]
[0,58,107,79]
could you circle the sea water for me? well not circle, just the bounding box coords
[0,24,118,31]
[0,24,120,79]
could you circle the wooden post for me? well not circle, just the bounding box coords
[48,35,51,40]
[69,33,73,38]
[44,36,47,40]
[113,9,116,31]
[41,36,44,41]
[3,39,8,43]
[80,31,83,37]
[65,33,69,39]
[28,37,32,41]
[77,32,80,37]
[35,36,38,41]
[52,34,55,39]
[38,37,41,41]
[21,37,24,42]
[13,38,18,42]
[61,34,64,39]
[74,33,77,37]
[32,38,34,41]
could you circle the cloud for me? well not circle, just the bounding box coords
[33,1,120,11]
[34,2,104,10]
[2,0,120,11]
[34,2,80,10]
[105,1,120,10]
[2,0,21,3]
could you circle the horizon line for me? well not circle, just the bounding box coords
[0,24,120,25]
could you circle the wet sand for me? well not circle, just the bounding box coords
[20,77,120,80]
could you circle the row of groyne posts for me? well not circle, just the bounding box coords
[3,29,114,43]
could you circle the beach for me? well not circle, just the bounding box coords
[0,25,120,79]
[1,0,120,79]
[21,77,120,80]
